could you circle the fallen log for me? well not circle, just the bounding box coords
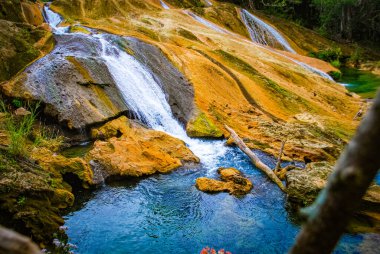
[224,125,286,192]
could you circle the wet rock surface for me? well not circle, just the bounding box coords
[2,33,128,129]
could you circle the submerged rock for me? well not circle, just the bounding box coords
[87,116,199,179]
[196,167,253,196]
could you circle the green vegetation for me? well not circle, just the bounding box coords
[17,196,26,206]
[177,28,199,41]
[137,27,159,41]
[0,99,64,156]
[308,46,343,68]
[328,71,342,81]
[165,0,205,8]
[0,100,39,156]
[223,0,379,46]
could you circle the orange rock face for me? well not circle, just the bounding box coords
[196,167,252,196]
[88,116,199,178]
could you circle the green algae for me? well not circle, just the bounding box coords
[186,112,223,138]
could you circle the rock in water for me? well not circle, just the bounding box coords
[196,167,253,196]
[87,116,199,179]
[286,161,380,232]
[286,161,333,205]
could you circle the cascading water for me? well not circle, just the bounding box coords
[184,10,232,35]
[42,4,69,34]
[96,34,227,167]
[205,0,213,6]
[44,5,227,169]
[160,0,170,10]
[241,9,296,53]
[240,9,334,81]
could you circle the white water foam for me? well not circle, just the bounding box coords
[205,0,213,6]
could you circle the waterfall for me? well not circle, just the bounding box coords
[43,5,228,169]
[160,0,170,10]
[205,0,212,6]
[42,4,68,34]
[184,10,232,35]
[240,9,333,80]
[241,9,296,53]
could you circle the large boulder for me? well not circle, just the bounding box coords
[87,116,199,179]
[286,161,333,205]
[286,162,380,232]
[0,226,41,254]
[196,167,253,196]
[2,32,195,130]
[2,33,128,129]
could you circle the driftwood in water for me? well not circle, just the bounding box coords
[290,91,380,254]
[224,125,286,192]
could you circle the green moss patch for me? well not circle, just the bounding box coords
[137,27,159,41]
[177,28,199,41]
[186,112,223,138]
[214,49,313,114]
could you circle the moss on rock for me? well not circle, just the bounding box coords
[186,112,223,138]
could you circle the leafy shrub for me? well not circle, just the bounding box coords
[328,71,342,81]
[330,60,341,68]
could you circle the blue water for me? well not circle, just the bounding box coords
[64,147,374,254]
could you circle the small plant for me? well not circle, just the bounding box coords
[34,123,64,151]
[5,102,39,156]
[328,71,342,81]
[44,230,77,254]
[17,196,26,206]
[11,99,23,108]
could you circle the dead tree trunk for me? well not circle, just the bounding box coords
[290,91,380,254]
[275,139,286,173]
[224,125,286,192]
